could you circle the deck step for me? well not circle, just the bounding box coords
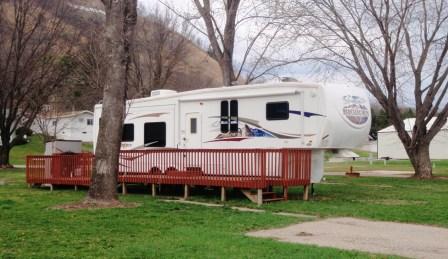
[240,189,285,204]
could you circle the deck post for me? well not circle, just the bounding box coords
[50,184,53,192]
[220,186,226,202]
[122,183,127,195]
[184,184,189,199]
[283,186,288,200]
[303,184,310,201]
[257,189,263,206]
[74,185,78,191]
[151,184,156,197]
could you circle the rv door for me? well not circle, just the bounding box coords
[184,113,202,148]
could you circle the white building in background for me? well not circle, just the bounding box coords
[377,118,448,159]
[32,110,94,142]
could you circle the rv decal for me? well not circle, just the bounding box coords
[289,110,324,117]
[129,112,168,120]
[342,95,369,126]
[207,116,316,142]
[206,137,249,142]
[239,118,298,139]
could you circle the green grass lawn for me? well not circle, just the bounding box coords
[352,149,377,159]
[3,141,447,256]
[10,135,45,165]
[1,169,389,258]
[82,142,94,152]
[9,135,93,165]
[325,159,448,176]
[264,176,448,227]
[180,176,448,228]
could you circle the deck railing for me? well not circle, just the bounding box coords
[26,149,311,189]
[26,153,93,186]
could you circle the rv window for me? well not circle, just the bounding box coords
[122,124,134,142]
[190,118,197,134]
[266,102,289,120]
[230,100,238,132]
[144,122,166,147]
[87,119,93,125]
[220,101,229,133]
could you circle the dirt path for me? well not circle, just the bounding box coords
[325,170,414,178]
[162,199,317,219]
[247,217,448,259]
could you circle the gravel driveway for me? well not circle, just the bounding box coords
[247,217,448,259]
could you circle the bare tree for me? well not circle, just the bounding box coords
[74,29,107,92]
[192,0,240,85]
[64,28,107,110]
[34,105,64,143]
[162,0,298,85]
[0,0,73,168]
[131,8,190,96]
[287,0,448,178]
[86,0,137,203]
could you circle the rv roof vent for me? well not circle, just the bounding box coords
[150,89,177,97]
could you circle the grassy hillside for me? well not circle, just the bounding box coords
[65,0,223,89]
[0,0,223,112]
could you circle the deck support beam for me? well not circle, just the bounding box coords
[220,186,226,202]
[303,184,310,201]
[50,184,53,192]
[283,186,288,200]
[184,184,189,199]
[257,189,263,206]
[122,183,127,195]
[151,184,156,197]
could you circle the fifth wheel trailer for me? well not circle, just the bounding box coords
[93,82,371,183]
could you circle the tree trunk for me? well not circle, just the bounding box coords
[0,145,11,168]
[87,0,137,202]
[0,131,12,168]
[220,55,235,86]
[408,143,432,179]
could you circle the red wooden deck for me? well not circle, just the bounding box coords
[26,149,311,190]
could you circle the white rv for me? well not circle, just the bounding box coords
[93,82,371,182]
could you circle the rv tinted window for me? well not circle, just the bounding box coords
[220,101,229,133]
[190,118,197,134]
[266,102,289,120]
[144,122,166,147]
[122,124,134,142]
[230,100,238,132]
[87,119,93,125]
